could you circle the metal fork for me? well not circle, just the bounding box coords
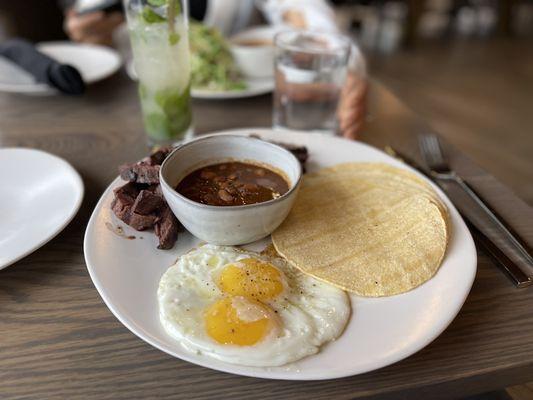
[419,133,533,266]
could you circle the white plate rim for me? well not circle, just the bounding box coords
[83,128,477,380]
[0,41,122,95]
[38,41,123,84]
[0,148,84,270]
[191,77,274,99]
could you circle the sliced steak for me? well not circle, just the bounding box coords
[131,189,165,216]
[113,182,140,205]
[128,211,158,231]
[111,147,178,249]
[119,163,160,184]
[146,183,163,196]
[111,182,142,223]
[155,206,180,250]
[111,197,132,224]
[142,147,173,166]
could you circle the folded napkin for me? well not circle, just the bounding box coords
[0,39,85,95]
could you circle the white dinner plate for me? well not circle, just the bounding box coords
[191,77,274,99]
[0,148,84,270]
[0,41,122,95]
[84,128,476,380]
[126,59,273,100]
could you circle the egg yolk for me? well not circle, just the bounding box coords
[205,297,271,346]
[217,258,283,301]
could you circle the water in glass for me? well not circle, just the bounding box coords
[273,31,351,134]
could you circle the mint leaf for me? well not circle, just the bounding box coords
[152,86,192,137]
[155,87,189,116]
[147,0,166,6]
[141,6,166,23]
[169,32,180,45]
[144,112,170,139]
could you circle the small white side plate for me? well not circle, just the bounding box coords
[0,148,84,269]
[0,41,122,95]
[84,129,477,381]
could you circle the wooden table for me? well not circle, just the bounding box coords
[1,72,532,400]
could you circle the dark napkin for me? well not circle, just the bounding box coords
[0,38,85,95]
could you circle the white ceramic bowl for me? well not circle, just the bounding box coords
[160,135,302,245]
[230,26,277,79]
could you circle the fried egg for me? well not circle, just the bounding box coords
[157,244,350,367]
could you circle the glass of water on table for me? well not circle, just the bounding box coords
[273,31,351,134]
[124,0,193,146]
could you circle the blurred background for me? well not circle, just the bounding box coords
[1,0,532,204]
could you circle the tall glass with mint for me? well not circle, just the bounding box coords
[124,0,192,145]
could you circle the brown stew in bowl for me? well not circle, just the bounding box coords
[176,161,290,206]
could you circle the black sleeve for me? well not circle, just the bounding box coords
[189,0,207,21]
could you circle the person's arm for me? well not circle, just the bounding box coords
[60,1,124,46]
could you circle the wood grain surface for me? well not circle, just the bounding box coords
[1,72,532,400]
[370,37,533,205]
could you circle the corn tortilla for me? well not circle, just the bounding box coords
[272,163,449,297]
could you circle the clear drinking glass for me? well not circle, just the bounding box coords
[273,31,351,134]
[124,0,192,146]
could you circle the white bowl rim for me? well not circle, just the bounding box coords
[159,134,302,211]
[230,26,278,50]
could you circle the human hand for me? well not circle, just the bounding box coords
[282,9,307,29]
[337,71,368,140]
[64,9,124,46]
